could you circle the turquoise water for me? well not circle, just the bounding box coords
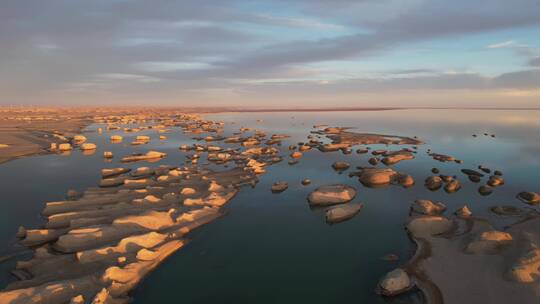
[1,109,539,303]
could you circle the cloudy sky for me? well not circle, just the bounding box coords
[1,0,540,108]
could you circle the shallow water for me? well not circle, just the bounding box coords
[1,109,539,303]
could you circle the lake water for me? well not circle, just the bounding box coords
[1,109,539,303]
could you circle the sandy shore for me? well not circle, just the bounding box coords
[0,119,91,164]
[0,108,97,164]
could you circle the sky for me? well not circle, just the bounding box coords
[1,0,540,108]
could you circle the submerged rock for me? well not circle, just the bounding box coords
[425,176,443,191]
[325,203,363,224]
[67,189,81,200]
[490,206,524,216]
[368,157,379,165]
[478,185,493,196]
[407,216,452,238]
[468,175,481,183]
[377,268,413,296]
[517,192,540,205]
[478,165,491,174]
[461,169,484,177]
[356,148,368,154]
[16,226,26,238]
[288,159,299,165]
[381,254,399,261]
[396,173,414,188]
[487,175,504,187]
[444,179,461,193]
[271,182,289,193]
[307,184,356,206]
[465,230,513,254]
[430,153,455,162]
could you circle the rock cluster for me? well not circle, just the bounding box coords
[0,164,260,304]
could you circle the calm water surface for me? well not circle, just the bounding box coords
[1,109,539,303]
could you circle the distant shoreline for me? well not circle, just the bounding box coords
[195,106,540,113]
[2,106,540,114]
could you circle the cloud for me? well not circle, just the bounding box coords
[132,61,213,72]
[487,40,517,49]
[254,14,345,30]
[97,73,160,83]
[1,0,540,106]
[529,57,540,67]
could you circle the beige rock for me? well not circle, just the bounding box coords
[290,151,303,159]
[332,161,350,171]
[76,232,167,263]
[412,200,446,215]
[131,167,153,177]
[308,184,356,206]
[0,275,100,304]
[101,168,130,178]
[184,190,237,208]
[121,151,166,162]
[110,135,123,142]
[99,177,126,187]
[180,187,197,196]
[58,143,73,151]
[381,151,414,165]
[355,167,398,187]
[455,205,472,217]
[70,295,85,304]
[326,203,363,224]
[73,135,87,144]
[80,143,97,150]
